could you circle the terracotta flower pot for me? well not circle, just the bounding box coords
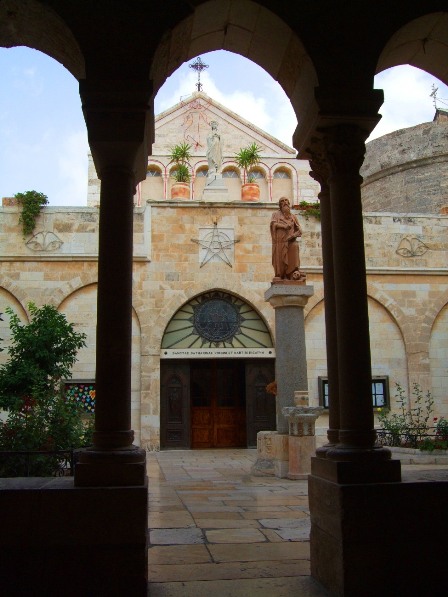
[171,182,190,199]
[241,182,260,202]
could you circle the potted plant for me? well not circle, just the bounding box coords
[234,142,262,201]
[169,142,192,199]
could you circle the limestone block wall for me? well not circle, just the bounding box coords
[361,118,448,213]
[1,198,447,448]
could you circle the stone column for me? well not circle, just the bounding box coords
[308,147,340,451]
[74,79,153,487]
[308,124,400,482]
[265,284,314,434]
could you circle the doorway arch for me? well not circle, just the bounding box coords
[160,290,276,448]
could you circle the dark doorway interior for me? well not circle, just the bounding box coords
[160,359,275,449]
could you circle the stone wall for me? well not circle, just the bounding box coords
[1,198,447,447]
[361,116,448,213]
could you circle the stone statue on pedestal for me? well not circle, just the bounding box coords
[270,197,306,282]
[206,121,223,175]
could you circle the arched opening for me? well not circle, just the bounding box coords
[0,47,88,206]
[193,164,209,198]
[160,290,275,449]
[142,164,164,201]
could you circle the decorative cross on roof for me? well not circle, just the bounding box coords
[189,56,209,92]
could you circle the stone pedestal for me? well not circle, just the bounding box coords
[287,435,316,479]
[202,174,229,202]
[0,477,148,596]
[282,392,324,479]
[251,431,289,478]
[252,285,314,478]
[309,470,448,595]
[264,284,314,433]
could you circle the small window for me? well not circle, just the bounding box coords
[249,169,265,180]
[273,169,291,179]
[222,169,239,178]
[196,168,209,177]
[318,376,389,409]
[147,166,162,177]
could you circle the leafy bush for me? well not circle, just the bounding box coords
[296,200,321,220]
[0,303,87,410]
[377,382,434,447]
[0,303,92,476]
[14,190,48,237]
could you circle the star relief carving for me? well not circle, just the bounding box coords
[191,223,240,267]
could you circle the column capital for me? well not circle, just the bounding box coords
[294,86,383,157]
[306,125,367,186]
[265,284,314,308]
[80,78,154,184]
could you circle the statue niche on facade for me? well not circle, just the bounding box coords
[206,121,223,175]
[270,197,306,283]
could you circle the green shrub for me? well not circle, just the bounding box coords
[14,190,48,237]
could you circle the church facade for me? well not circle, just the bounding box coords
[1,94,447,450]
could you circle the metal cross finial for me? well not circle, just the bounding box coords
[189,56,209,92]
[430,84,439,109]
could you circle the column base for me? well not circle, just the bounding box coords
[311,455,401,484]
[309,470,448,595]
[74,446,147,487]
[0,477,148,596]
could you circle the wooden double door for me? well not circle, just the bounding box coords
[160,359,275,449]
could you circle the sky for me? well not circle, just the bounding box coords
[0,47,447,206]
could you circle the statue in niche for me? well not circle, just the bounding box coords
[270,197,306,282]
[206,121,223,175]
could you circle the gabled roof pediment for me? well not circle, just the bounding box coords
[153,92,296,159]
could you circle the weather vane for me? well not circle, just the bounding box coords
[189,56,209,92]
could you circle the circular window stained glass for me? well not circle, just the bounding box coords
[193,299,240,342]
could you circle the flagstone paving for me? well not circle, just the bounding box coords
[147,449,328,596]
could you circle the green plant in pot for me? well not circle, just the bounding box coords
[169,142,192,197]
[234,142,262,200]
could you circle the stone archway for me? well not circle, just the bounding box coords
[160,289,276,449]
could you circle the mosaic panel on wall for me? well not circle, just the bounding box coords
[64,381,96,413]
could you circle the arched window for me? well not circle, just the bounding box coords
[195,167,209,177]
[146,165,162,177]
[222,168,239,178]
[273,168,291,179]
[161,290,273,350]
[272,167,293,204]
[142,164,163,200]
[248,168,265,180]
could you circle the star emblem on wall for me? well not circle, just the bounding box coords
[191,223,240,267]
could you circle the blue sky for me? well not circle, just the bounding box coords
[1,47,447,206]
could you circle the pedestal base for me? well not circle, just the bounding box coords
[309,468,448,595]
[251,431,289,478]
[74,446,147,487]
[202,175,229,202]
[0,477,148,596]
[288,435,316,479]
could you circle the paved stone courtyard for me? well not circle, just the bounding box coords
[147,449,328,596]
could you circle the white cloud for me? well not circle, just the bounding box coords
[369,66,448,140]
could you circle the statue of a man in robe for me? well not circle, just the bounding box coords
[206,121,223,174]
[270,197,306,282]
